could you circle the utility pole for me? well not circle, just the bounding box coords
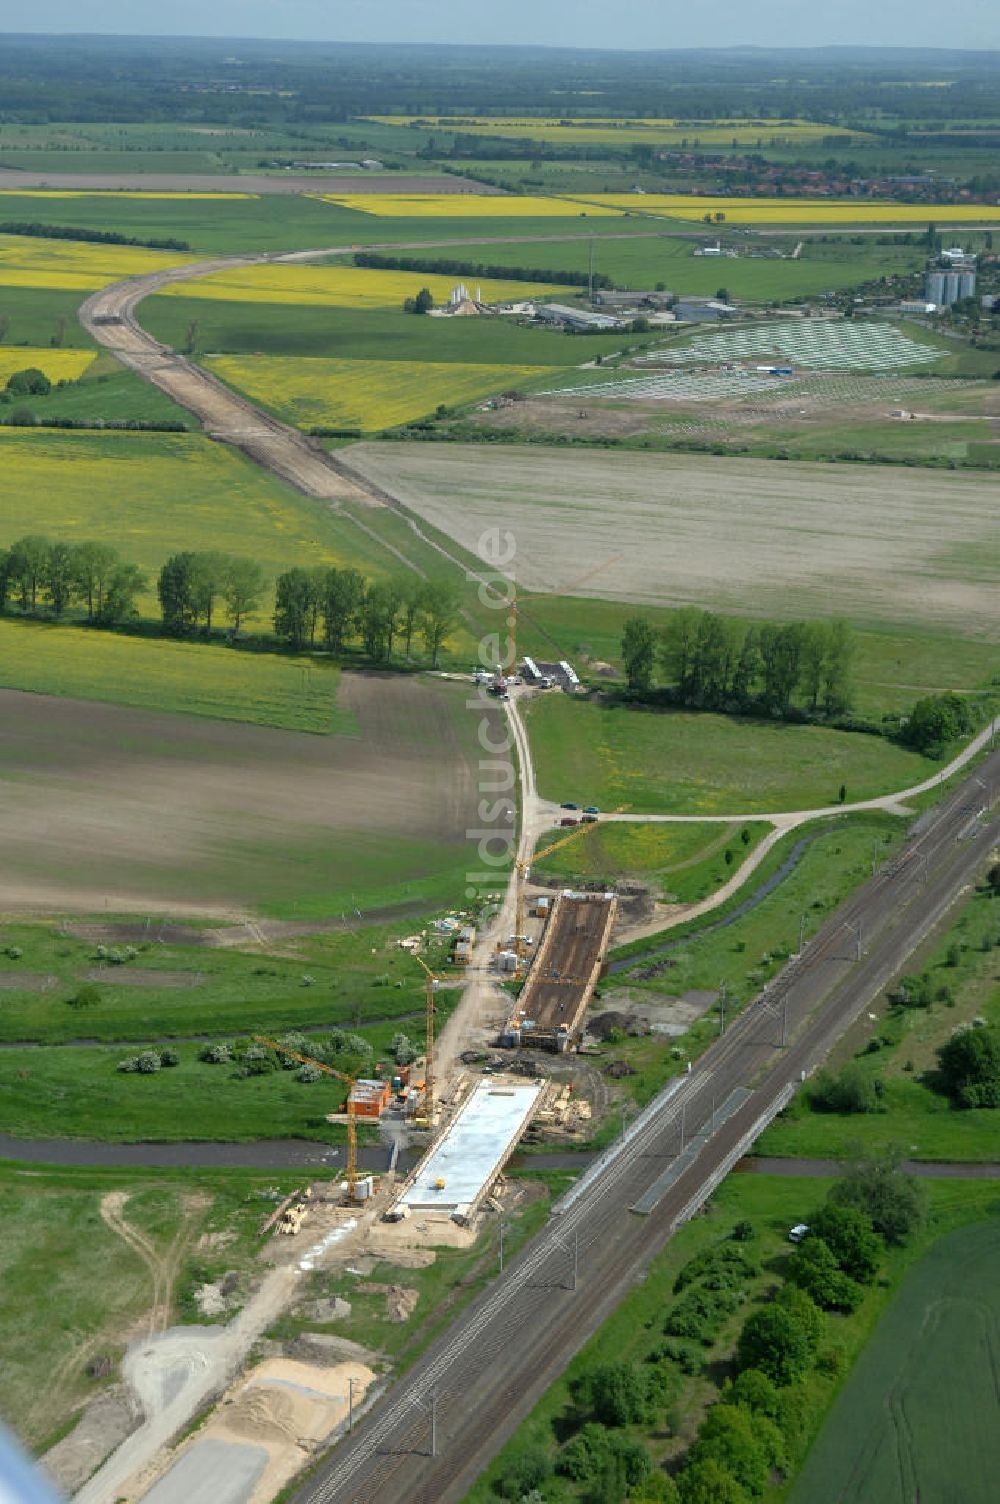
[620,1101,628,1141]
[680,1101,686,1154]
[871,840,880,877]
[571,1231,579,1292]
[588,240,594,303]
[430,1391,437,1457]
[498,1217,505,1273]
[855,919,863,962]
[348,1376,355,1433]
[780,994,788,1048]
[718,982,726,1036]
[798,911,806,953]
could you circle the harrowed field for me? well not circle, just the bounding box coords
[0,674,504,917]
[344,441,1000,640]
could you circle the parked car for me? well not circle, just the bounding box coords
[788,1223,810,1244]
[560,801,580,810]
[583,805,600,815]
[559,816,579,827]
[582,814,598,824]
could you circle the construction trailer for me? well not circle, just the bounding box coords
[349,1078,392,1120]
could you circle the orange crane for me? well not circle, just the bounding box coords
[410,953,440,1120]
[253,1035,361,1200]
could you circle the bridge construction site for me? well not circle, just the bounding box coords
[503,889,617,1051]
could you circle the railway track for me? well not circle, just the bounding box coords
[287,752,1000,1503]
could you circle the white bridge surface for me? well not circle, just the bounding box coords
[399,1079,545,1213]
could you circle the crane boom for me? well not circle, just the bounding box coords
[410,954,439,1120]
[253,1035,359,1195]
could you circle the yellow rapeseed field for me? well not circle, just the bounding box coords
[0,233,195,291]
[207,354,558,431]
[311,191,622,217]
[0,347,96,384]
[369,116,869,145]
[161,262,562,307]
[0,190,256,200]
[561,193,1000,225]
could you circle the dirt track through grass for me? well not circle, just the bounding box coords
[347,442,1000,637]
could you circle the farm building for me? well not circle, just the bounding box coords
[674,296,739,322]
[536,303,621,331]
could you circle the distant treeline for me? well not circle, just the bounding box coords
[354,249,612,290]
[0,221,191,252]
[1,412,188,432]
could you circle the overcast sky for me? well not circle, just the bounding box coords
[3,0,997,51]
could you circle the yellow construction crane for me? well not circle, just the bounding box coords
[253,1035,361,1199]
[491,557,623,680]
[513,823,591,966]
[410,953,440,1120]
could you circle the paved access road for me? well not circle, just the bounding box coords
[288,753,1000,1504]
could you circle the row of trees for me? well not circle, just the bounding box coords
[273,565,459,666]
[1,538,462,668]
[0,219,190,252]
[492,1160,924,1504]
[622,610,855,719]
[157,551,266,637]
[355,248,613,290]
[0,535,145,624]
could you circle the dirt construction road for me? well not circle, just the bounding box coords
[79,259,373,504]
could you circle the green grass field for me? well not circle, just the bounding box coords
[140,293,646,363]
[0,1013,443,1141]
[526,695,935,815]
[789,1219,1000,1504]
[379,233,924,303]
[0,190,650,256]
[0,918,445,1046]
[1,352,191,425]
[0,1162,300,1450]
[759,881,1000,1163]
[531,819,767,903]
[0,620,347,731]
[0,427,402,617]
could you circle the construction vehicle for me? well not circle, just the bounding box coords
[253,1035,362,1202]
[277,1189,313,1235]
[411,954,441,1121]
